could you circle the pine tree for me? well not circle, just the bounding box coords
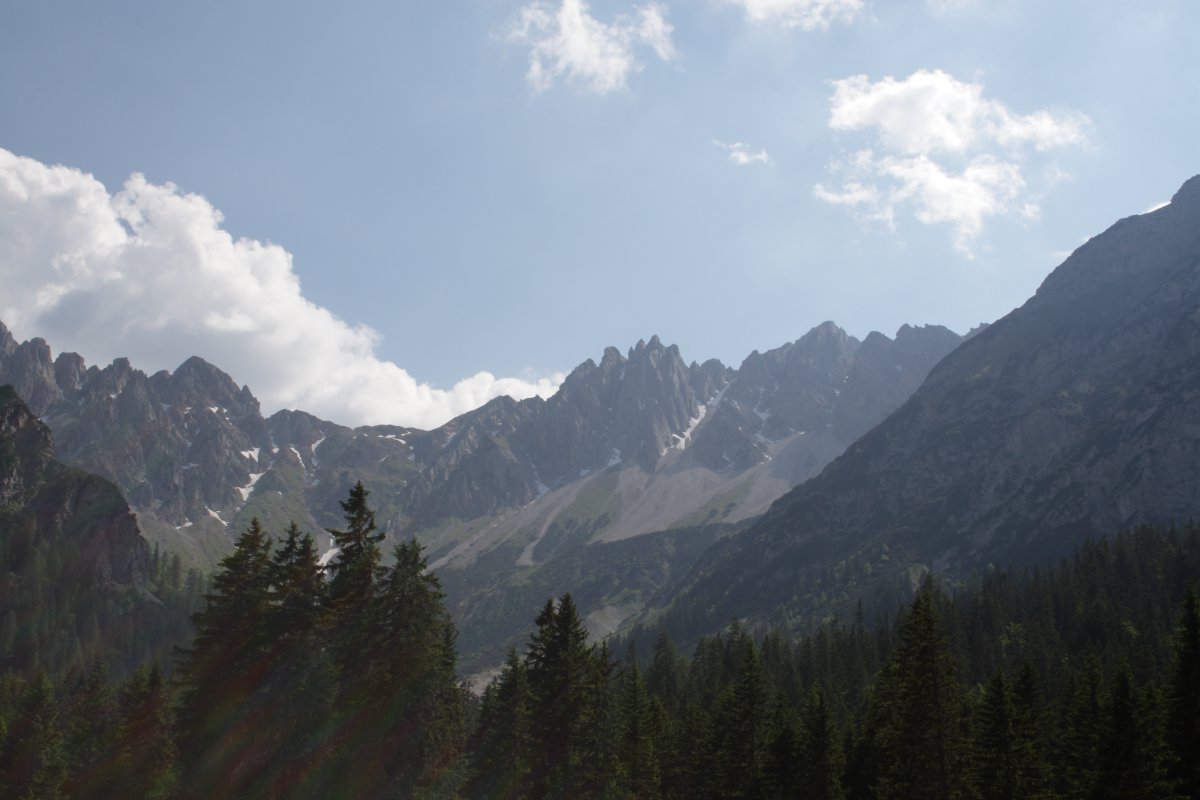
[617,656,661,799]
[972,669,1019,800]
[1168,588,1200,798]
[763,702,802,800]
[0,672,66,800]
[174,518,273,798]
[874,586,969,800]
[1010,661,1054,799]
[261,523,332,798]
[115,663,178,800]
[370,539,467,798]
[326,481,385,681]
[646,630,688,715]
[709,635,770,799]
[525,594,595,799]
[61,663,121,800]
[466,648,532,799]
[1093,666,1177,800]
[1054,653,1105,800]
[800,687,845,800]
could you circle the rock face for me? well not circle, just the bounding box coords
[646,175,1200,648]
[0,385,149,587]
[0,385,162,676]
[0,317,961,670]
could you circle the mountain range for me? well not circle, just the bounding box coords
[0,318,960,670]
[635,174,1200,650]
[7,175,1197,676]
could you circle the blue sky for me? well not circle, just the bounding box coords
[0,0,1196,427]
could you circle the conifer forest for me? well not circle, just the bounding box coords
[3,483,1199,799]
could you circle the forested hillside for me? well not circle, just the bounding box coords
[3,490,1198,798]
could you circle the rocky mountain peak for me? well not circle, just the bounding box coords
[0,385,55,505]
[0,321,16,358]
[1170,173,1200,205]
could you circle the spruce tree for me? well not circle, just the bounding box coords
[1093,667,1176,800]
[971,669,1019,800]
[326,481,385,681]
[525,594,594,799]
[1168,588,1200,798]
[115,663,178,800]
[261,523,332,798]
[61,663,121,800]
[174,518,273,798]
[800,687,845,800]
[0,672,66,800]
[874,586,969,800]
[617,656,661,799]
[466,648,532,799]
[709,635,770,799]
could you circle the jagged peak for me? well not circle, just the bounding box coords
[174,354,232,382]
[0,321,15,358]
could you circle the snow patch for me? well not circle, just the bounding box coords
[607,448,622,468]
[206,508,227,526]
[311,435,326,467]
[318,546,341,568]
[288,446,306,469]
[241,448,260,462]
[671,405,707,451]
[237,472,264,502]
[532,467,550,499]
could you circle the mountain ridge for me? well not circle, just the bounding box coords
[636,174,1200,648]
[0,317,961,669]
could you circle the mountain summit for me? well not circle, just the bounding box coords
[645,175,1200,645]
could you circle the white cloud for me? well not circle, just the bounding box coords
[0,148,564,429]
[713,139,772,166]
[510,0,676,94]
[926,0,975,11]
[724,0,863,30]
[816,69,1089,255]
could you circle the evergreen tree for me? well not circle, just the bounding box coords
[874,586,969,800]
[1093,667,1176,800]
[174,518,273,798]
[0,673,66,800]
[326,481,386,680]
[1010,661,1055,799]
[371,539,467,797]
[61,663,121,800]
[709,635,770,799]
[525,594,595,799]
[466,648,532,800]
[1054,653,1105,800]
[763,702,802,800]
[617,656,661,799]
[800,687,845,800]
[646,630,688,716]
[972,669,1020,800]
[261,523,332,798]
[115,662,178,800]
[1168,588,1200,798]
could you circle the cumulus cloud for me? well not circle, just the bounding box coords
[724,0,863,30]
[510,0,676,94]
[815,69,1089,255]
[0,148,563,429]
[713,139,772,166]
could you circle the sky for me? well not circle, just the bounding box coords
[0,0,1196,428]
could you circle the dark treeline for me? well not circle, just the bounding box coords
[2,486,1199,799]
[0,506,203,683]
